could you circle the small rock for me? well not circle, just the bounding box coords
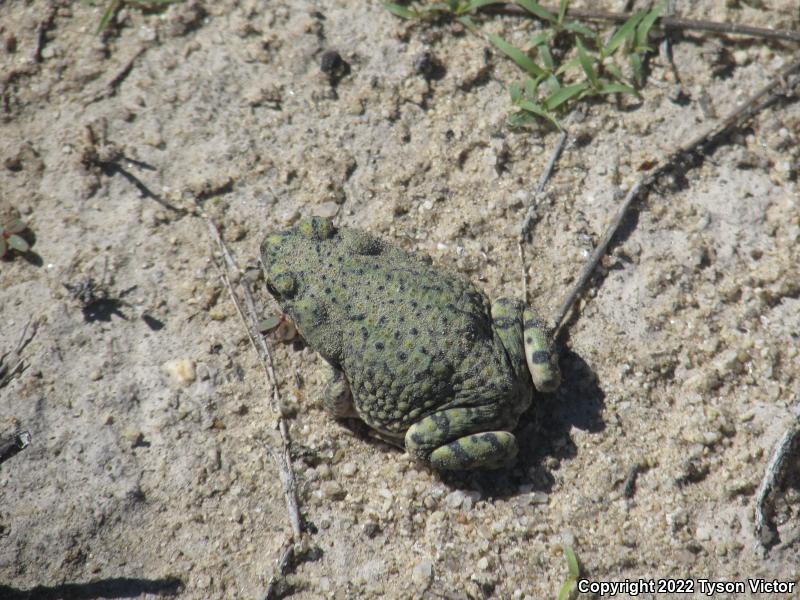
[412,558,433,590]
[362,521,380,538]
[314,201,340,219]
[695,523,712,541]
[318,577,332,593]
[320,480,345,500]
[529,491,549,505]
[89,370,103,381]
[194,573,212,589]
[320,49,350,84]
[560,531,576,548]
[413,51,444,80]
[462,490,481,511]
[444,490,465,509]
[340,462,357,477]
[163,358,196,386]
[122,429,145,448]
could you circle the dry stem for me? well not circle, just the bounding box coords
[518,129,568,306]
[206,220,303,540]
[553,55,800,332]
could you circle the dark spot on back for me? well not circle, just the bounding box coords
[530,350,550,364]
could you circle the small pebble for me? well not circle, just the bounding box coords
[122,429,144,447]
[444,490,464,509]
[163,358,196,385]
[320,480,345,499]
[314,201,340,219]
[412,558,433,590]
[340,462,357,477]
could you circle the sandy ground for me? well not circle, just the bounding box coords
[1,0,799,598]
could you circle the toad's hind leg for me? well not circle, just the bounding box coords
[522,308,561,393]
[405,407,519,470]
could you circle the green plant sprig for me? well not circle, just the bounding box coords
[0,219,29,258]
[384,0,665,127]
[95,0,183,34]
[557,546,581,600]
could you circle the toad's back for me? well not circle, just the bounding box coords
[261,219,532,436]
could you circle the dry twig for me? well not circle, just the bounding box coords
[84,46,147,106]
[518,129,568,305]
[1,317,40,389]
[262,542,296,600]
[206,220,303,540]
[553,55,800,333]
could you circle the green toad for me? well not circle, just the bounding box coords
[262,217,560,470]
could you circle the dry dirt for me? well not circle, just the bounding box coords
[1,1,799,599]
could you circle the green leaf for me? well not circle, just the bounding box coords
[0,237,6,257]
[630,51,643,86]
[507,111,538,128]
[604,62,624,82]
[457,15,480,34]
[523,75,542,97]
[7,234,29,253]
[96,0,120,34]
[544,73,560,93]
[562,21,597,39]
[509,81,522,103]
[526,30,552,49]
[597,81,639,97]
[4,219,26,234]
[604,11,644,55]
[514,0,557,23]
[576,37,598,88]
[516,99,560,126]
[555,56,581,75]
[461,0,505,13]
[538,43,555,70]
[557,579,577,600]
[383,2,416,18]
[557,0,568,25]
[487,33,545,77]
[544,81,589,110]
[637,1,665,47]
[564,547,580,578]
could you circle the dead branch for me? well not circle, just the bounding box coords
[206,220,303,540]
[262,542,296,600]
[553,55,800,333]
[84,46,147,106]
[1,318,40,389]
[518,128,568,306]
